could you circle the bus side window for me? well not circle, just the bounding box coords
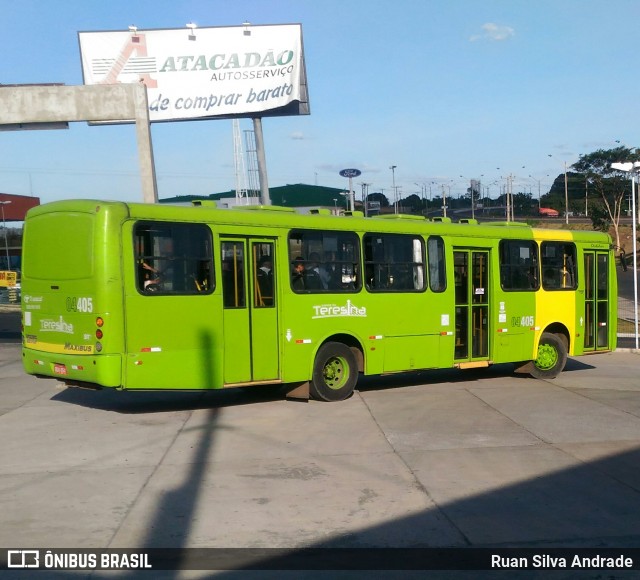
[221,242,245,308]
[364,233,425,292]
[499,240,539,292]
[253,242,274,307]
[428,236,446,292]
[288,230,360,293]
[134,222,214,295]
[541,242,577,291]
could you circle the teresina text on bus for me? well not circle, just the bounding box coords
[312,300,367,319]
[40,316,74,334]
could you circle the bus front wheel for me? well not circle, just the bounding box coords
[311,342,358,402]
[531,332,567,379]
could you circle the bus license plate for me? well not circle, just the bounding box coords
[53,364,67,376]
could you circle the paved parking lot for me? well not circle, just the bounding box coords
[2,300,640,576]
[2,331,640,576]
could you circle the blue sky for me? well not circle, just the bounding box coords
[1,0,638,205]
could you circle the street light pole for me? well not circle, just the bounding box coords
[528,175,548,211]
[390,165,397,214]
[584,176,589,218]
[459,175,477,219]
[442,184,448,218]
[505,175,512,222]
[361,182,371,217]
[564,161,569,225]
[0,201,11,271]
[415,182,427,215]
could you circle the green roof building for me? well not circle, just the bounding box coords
[161,183,356,212]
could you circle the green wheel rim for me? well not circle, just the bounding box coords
[536,343,558,370]
[322,356,349,390]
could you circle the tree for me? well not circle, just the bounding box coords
[588,202,611,233]
[400,194,423,213]
[544,172,585,213]
[512,191,535,216]
[366,192,389,208]
[571,146,640,249]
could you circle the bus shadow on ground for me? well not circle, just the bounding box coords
[50,383,286,414]
[357,357,596,394]
[50,358,597,414]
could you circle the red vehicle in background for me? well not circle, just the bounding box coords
[539,207,559,217]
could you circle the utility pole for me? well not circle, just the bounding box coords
[585,176,589,217]
[505,175,512,222]
[0,201,11,270]
[442,184,447,217]
[564,161,569,225]
[361,182,371,217]
[390,165,397,214]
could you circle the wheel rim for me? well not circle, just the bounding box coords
[322,356,349,390]
[536,342,558,370]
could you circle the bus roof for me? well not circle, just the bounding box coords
[25,199,612,245]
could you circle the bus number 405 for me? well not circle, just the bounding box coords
[512,316,534,327]
[66,297,93,313]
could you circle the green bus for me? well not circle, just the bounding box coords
[21,200,616,401]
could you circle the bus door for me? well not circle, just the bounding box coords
[220,238,279,384]
[453,249,490,364]
[584,251,609,350]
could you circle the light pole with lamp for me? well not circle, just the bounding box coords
[459,175,473,219]
[0,201,11,271]
[360,182,371,217]
[611,161,639,350]
[415,182,427,214]
[389,165,397,214]
[584,175,590,218]
[528,175,549,211]
[441,183,450,218]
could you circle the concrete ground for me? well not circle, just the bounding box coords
[1,318,640,578]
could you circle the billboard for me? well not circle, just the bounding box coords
[78,24,309,122]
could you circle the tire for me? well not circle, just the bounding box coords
[530,332,567,379]
[310,342,358,402]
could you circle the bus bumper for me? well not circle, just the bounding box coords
[22,348,123,388]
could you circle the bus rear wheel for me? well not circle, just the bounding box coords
[531,332,567,379]
[311,342,358,402]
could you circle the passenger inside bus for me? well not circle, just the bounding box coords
[291,257,306,290]
[304,253,323,290]
[256,255,273,305]
[193,260,212,292]
[319,252,336,289]
[138,260,161,292]
[222,257,245,307]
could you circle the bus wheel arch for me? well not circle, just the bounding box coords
[531,329,568,380]
[310,335,363,402]
[544,322,570,352]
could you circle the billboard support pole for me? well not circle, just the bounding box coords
[132,84,158,203]
[252,117,271,206]
[0,84,158,203]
